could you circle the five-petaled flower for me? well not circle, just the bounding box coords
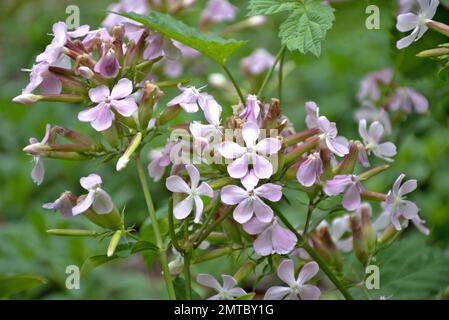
[196,274,246,300]
[221,171,282,224]
[396,0,439,49]
[381,174,427,233]
[264,260,321,300]
[243,217,297,256]
[324,175,364,211]
[165,164,214,223]
[72,174,114,215]
[358,119,397,165]
[296,152,323,187]
[217,122,281,179]
[78,78,138,131]
[24,124,51,185]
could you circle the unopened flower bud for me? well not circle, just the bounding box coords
[263,98,282,129]
[23,142,50,155]
[284,136,320,164]
[157,105,181,126]
[139,81,163,129]
[107,230,122,257]
[77,66,94,79]
[359,165,389,180]
[416,47,449,58]
[13,93,43,104]
[116,132,142,171]
[283,128,320,146]
[208,73,228,88]
[334,141,363,175]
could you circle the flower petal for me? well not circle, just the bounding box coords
[111,97,138,117]
[272,223,297,255]
[277,259,296,287]
[242,217,269,235]
[221,275,237,291]
[297,261,319,285]
[233,198,254,224]
[110,78,133,99]
[227,154,249,179]
[399,179,417,196]
[221,185,248,205]
[299,284,321,300]
[396,13,419,32]
[197,274,222,291]
[88,85,110,103]
[80,174,102,190]
[173,196,194,220]
[166,175,191,194]
[253,228,273,256]
[253,154,273,179]
[193,195,204,223]
[253,197,274,223]
[217,142,246,159]
[186,164,200,188]
[197,182,214,198]
[264,286,291,300]
[72,190,95,215]
[92,189,113,214]
[31,157,45,185]
[342,184,361,211]
[254,183,282,202]
[255,138,281,156]
[242,122,260,148]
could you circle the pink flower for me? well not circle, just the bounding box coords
[264,260,321,300]
[304,102,349,156]
[243,217,297,256]
[102,0,149,28]
[94,48,120,79]
[396,0,439,49]
[239,95,262,126]
[317,117,349,157]
[296,152,323,187]
[388,87,428,114]
[144,32,182,61]
[190,122,222,155]
[324,175,364,211]
[355,102,392,134]
[221,171,282,223]
[217,122,281,179]
[357,69,392,102]
[241,49,275,75]
[78,78,137,131]
[381,174,427,233]
[167,85,222,125]
[196,274,246,300]
[147,141,176,182]
[72,174,114,215]
[43,191,77,219]
[358,120,397,164]
[25,124,51,185]
[201,0,238,23]
[165,164,214,223]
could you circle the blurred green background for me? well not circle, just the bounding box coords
[1,0,449,299]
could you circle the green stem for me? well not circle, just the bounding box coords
[184,252,192,300]
[194,206,233,248]
[273,205,354,300]
[192,197,221,244]
[135,155,176,300]
[222,64,245,104]
[257,45,287,98]
[278,47,286,105]
[168,197,183,253]
[304,200,313,235]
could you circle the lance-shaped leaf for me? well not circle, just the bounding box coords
[118,11,246,65]
[0,274,46,298]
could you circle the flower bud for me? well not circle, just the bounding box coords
[107,230,122,257]
[416,47,449,58]
[157,105,181,126]
[310,225,343,271]
[168,256,184,276]
[139,81,163,129]
[23,142,51,155]
[263,98,282,129]
[233,260,257,283]
[53,126,98,148]
[359,165,389,180]
[77,66,94,79]
[46,229,99,237]
[361,190,386,202]
[350,211,375,264]
[13,93,43,104]
[116,132,142,171]
[334,141,362,175]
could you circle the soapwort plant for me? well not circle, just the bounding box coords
[13,0,437,300]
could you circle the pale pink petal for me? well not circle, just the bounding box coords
[253,228,273,256]
[78,104,104,122]
[72,190,95,215]
[221,185,248,205]
[255,138,281,156]
[264,286,291,300]
[398,179,417,196]
[217,142,246,159]
[297,261,319,285]
[242,217,269,235]
[299,284,321,300]
[342,184,361,211]
[227,154,249,179]
[197,182,214,198]
[31,157,44,185]
[242,122,260,148]
[241,170,259,191]
[254,183,282,202]
[197,274,222,291]
[92,189,113,214]
[111,97,138,117]
[272,223,297,255]
[396,27,419,49]
[91,104,113,131]
[185,164,200,188]
[277,259,296,287]
[253,197,274,223]
[80,174,102,190]
[233,199,254,224]
[193,195,204,223]
[323,175,351,196]
[173,196,194,220]
[396,13,419,32]
[221,275,237,291]
[401,200,419,219]
[166,175,190,194]
[253,154,273,179]
[110,78,133,99]
[368,121,384,142]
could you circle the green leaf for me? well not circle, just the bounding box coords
[0,274,46,298]
[247,0,299,16]
[235,292,256,300]
[117,11,246,65]
[348,235,449,299]
[80,241,158,276]
[279,0,335,56]
[248,0,335,57]
[173,277,202,300]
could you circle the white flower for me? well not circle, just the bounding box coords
[396,0,439,49]
[197,274,246,300]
